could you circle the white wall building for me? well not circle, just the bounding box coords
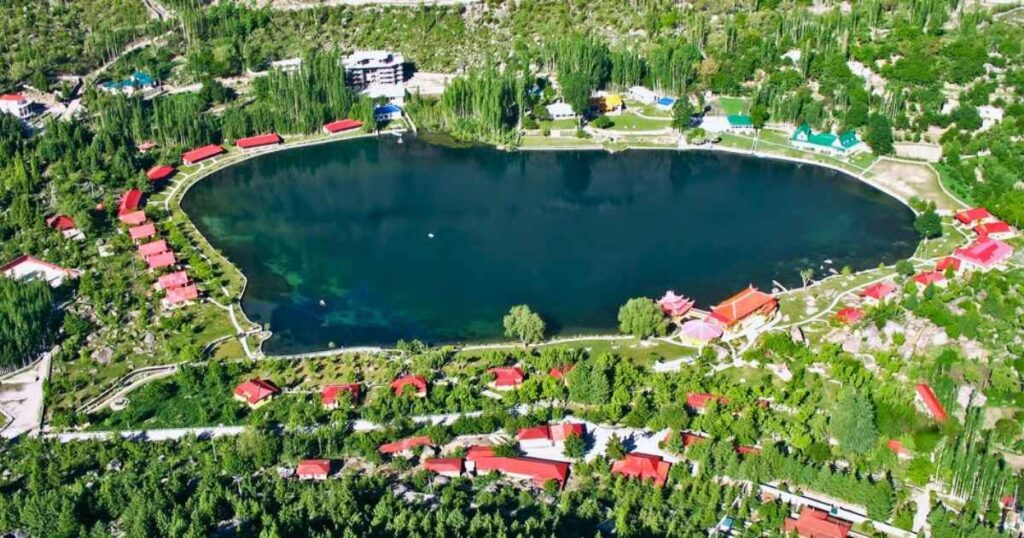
[627,86,657,104]
[363,84,407,106]
[0,93,31,120]
[270,58,303,73]
[344,51,405,87]
[546,102,575,120]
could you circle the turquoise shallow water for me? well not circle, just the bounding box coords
[181,137,917,353]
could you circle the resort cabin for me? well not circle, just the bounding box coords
[790,123,862,156]
[516,423,584,449]
[954,237,1014,272]
[374,103,403,122]
[783,507,852,538]
[138,239,169,258]
[935,256,962,275]
[343,51,405,87]
[708,285,778,337]
[677,431,709,447]
[610,453,671,487]
[99,71,157,95]
[233,378,281,408]
[657,290,694,318]
[363,84,407,106]
[463,445,496,472]
[423,458,463,477]
[129,223,157,242]
[915,383,948,422]
[974,220,1015,240]
[0,93,32,120]
[859,281,897,304]
[955,207,993,226]
[378,435,433,456]
[887,439,911,460]
[156,270,189,291]
[235,133,282,150]
[655,96,676,111]
[119,210,146,226]
[472,456,570,489]
[46,215,84,240]
[627,86,657,105]
[145,251,176,270]
[163,284,199,308]
[545,102,575,120]
[324,119,363,134]
[685,392,726,414]
[270,58,303,73]
[118,188,143,216]
[390,375,428,397]
[488,366,525,390]
[182,144,225,166]
[146,165,175,182]
[296,459,331,480]
[834,307,864,325]
[913,270,947,289]
[1,254,80,288]
[592,93,623,114]
[548,364,574,382]
[321,383,360,409]
[726,114,755,134]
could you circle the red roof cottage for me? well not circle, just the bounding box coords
[974,220,1014,239]
[378,436,433,456]
[321,383,360,409]
[390,375,428,397]
[163,284,199,307]
[549,364,574,381]
[915,383,948,422]
[1,254,81,288]
[138,240,169,258]
[473,456,570,488]
[146,251,176,270]
[118,189,143,216]
[913,270,947,289]
[935,257,962,274]
[783,507,852,538]
[887,439,911,459]
[860,281,897,303]
[182,144,225,165]
[516,423,584,448]
[233,379,280,408]
[955,237,1014,271]
[129,223,157,241]
[46,215,76,232]
[835,307,864,325]
[157,270,189,290]
[146,165,175,182]
[119,210,147,226]
[323,119,363,134]
[685,392,726,413]
[955,207,992,225]
[488,366,525,389]
[709,285,778,329]
[611,453,671,487]
[235,133,282,149]
[296,459,331,480]
[423,458,463,477]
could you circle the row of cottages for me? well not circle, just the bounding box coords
[910,236,1015,291]
[790,123,863,156]
[956,206,1017,241]
[116,189,199,308]
[423,444,570,488]
[99,71,158,96]
[516,423,585,449]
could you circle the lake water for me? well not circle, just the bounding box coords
[181,136,917,353]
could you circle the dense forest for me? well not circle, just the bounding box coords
[0,279,57,372]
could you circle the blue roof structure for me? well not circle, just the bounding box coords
[656,96,676,106]
[101,71,155,90]
[375,104,402,114]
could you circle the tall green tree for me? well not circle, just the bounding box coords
[864,114,894,155]
[502,305,545,347]
[829,390,878,455]
[617,297,667,339]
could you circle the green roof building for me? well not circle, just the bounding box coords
[790,123,862,155]
[727,114,754,128]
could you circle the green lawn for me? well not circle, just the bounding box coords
[539,118,579,131]
[602,112,672,131]
[717,96,748,115]
[717,133,755,151]
[519,135,600,149]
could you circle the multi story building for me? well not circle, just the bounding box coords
[343,51,405,87]
[0,93,32,119]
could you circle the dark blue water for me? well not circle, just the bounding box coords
[181,137,917,353]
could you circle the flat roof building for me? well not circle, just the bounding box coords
[344,51,405,87]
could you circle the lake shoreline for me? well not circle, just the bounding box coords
[175,132,925,357]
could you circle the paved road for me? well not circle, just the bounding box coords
[49,425,247,443]
[270,0,480,9]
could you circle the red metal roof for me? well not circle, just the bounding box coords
[887,439,909,456]
[611,453,671,487]
[935,257,961,272]
[915,383,948,421]
[473,456,570,487]
[737,445,761,455]
[489,366,525,387]
[138,140,156,152]
[235,133,282,149]
[423,458,463,475]
[0,254,79,278]
[323,119,363,133]
[835,307,864,324]
[955,207,992,224]
[119,210,147,226]
[182,144,224,165]
[975,220,1012,236]
[548,364,574,379]
[0,93,25,102]
[390,375,428,396]
[157,270,189,290]
[682,431,708,446]
[129,223,157,241]
[296,459,331,477]
[860,281,897,300]
[913,271,946,286]
[234,378,280,405]
[378,436,432,455]
[955,237,1014,269]
[516,423,583,442]
[321,383,360,406]
[146,251,176,269]
[165,284,199,305]
[465,445,496,460]
[709,285,777,327]
[118,189,143,216]
[686,392,725,410]
[138,240,168,257]
[146,165,175,181]
[783,507,852,538]
[46,215,76,231]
